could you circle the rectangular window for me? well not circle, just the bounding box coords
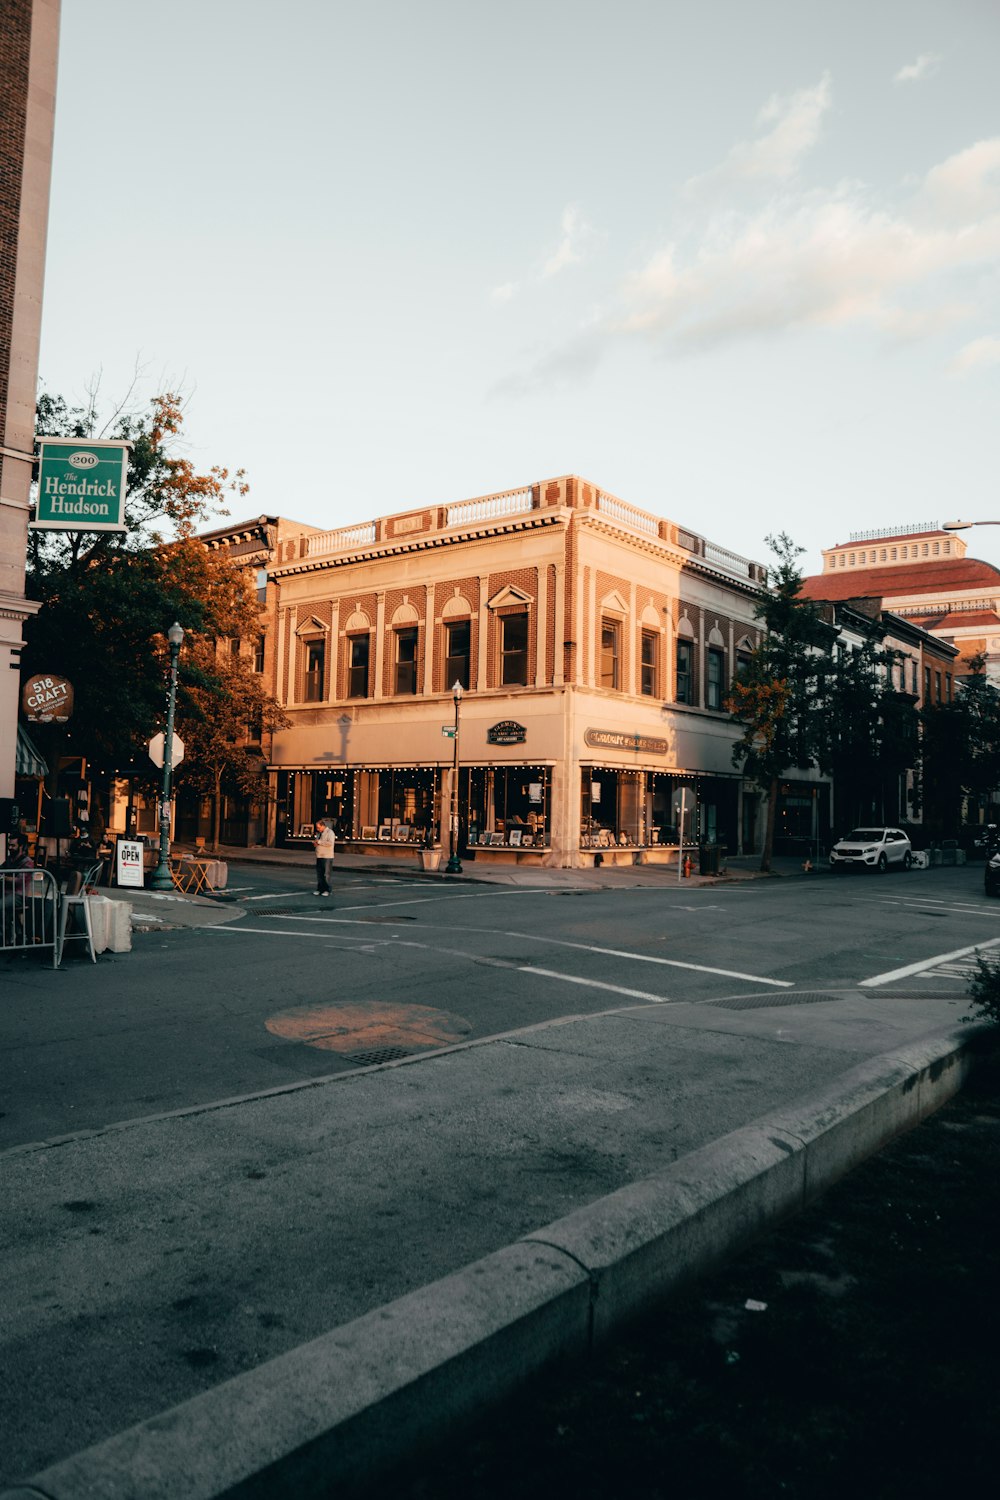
[640,631,657,696]
[923,666,931,703]
[229,637,241,658]
[735,650,752,681]
[946,672,952,702]
[348,634,370,698]
[501,612,529,686]
[935,671,942,703]
[600,619,620,690]
[445,620,471,689]
[706,648,725,710]
[394,628,418,695]
[676,640,694,704]
[253,634,265,673]
[304,640,325,702]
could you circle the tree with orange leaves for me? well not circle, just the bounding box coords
[23,388,269,786]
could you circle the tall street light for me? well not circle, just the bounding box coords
[943,520,1000,531]
[445,679,463,874]
[149,622,185,891]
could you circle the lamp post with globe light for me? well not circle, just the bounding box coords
[445,680,463,874]
[149,622,184,891]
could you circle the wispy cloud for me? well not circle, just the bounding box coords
[620,147,1000,352]
[489,204,601,303]
[684,75,831,197]
[496,92,1000,393]
[543,203,599,277]
[948,335,1000,376]
[894,53,942,84]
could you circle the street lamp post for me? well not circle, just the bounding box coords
[942,520,1000,531]
[445,680,463,874]
[149,622,184,891]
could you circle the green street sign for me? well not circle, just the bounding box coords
[33,438,130,532]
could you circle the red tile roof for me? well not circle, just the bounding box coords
[801,557,1000,602]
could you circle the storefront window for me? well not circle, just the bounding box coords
[277,771,354,843]
[466,766,549,848]
[580,768,646,846]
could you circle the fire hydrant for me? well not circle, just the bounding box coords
[683,854,693,879]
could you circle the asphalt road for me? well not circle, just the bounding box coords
[1,862,995,1150]
[1,862,995,1485]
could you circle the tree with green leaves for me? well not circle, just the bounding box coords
[919,655,1000,836]
[728,534,834,871]
[825,628,917,830]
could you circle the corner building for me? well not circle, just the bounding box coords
[264,476,775,868]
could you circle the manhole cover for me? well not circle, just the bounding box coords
[710,992,844,1011]
[265,999,471,1054]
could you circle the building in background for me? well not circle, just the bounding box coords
[259,475,789,868]
[802,525,1000,679]
[0,0,59,836]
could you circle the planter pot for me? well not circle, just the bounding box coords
[419,848,442,872]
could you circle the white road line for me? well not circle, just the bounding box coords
[860,936,1000,988]
[206,926,384,941]
[489,930,792,987]
[520,967,671,1003]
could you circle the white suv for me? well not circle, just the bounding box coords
[829,827,912,873]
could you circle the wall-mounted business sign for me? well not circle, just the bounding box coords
[22,673,74,723]
[487,720,527,745]
[584,728,668,755]
[33,438,130,532]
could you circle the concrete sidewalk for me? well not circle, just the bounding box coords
[1,942,980,1499]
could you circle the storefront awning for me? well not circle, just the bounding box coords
[16,723,48,778]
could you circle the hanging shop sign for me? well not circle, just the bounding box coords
[487,720,527,745]
[22,673,74,723]
[584,728,667,755]
[33,438,130,533]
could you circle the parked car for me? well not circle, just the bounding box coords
[984,847,1000,897]
[829,827,912,873]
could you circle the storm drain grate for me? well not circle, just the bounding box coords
[710,992,844,1011]
[248,906,316,916]
[342,1046,417,1067]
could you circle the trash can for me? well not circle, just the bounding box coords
[699,843,721,875]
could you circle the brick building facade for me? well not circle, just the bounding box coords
[251,475,791,869]
[0,0,59,817]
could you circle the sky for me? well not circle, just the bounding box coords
[37,0,1000,576]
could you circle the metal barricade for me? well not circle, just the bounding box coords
[1,867,60,967]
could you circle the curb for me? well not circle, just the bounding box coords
[1,1027,978,1500]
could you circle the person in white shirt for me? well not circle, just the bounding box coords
[313,818,335,897]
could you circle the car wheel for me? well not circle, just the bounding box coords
[877,853,888,873]
[903,851,912,870]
